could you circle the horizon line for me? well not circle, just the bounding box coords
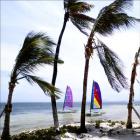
[0,101,140,104]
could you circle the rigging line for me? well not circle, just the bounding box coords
[136,79,140,85]
[132,106,140,121]
[0,107,5,118]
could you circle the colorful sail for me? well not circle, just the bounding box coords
[90,81,102,109]
[63,86,73,110]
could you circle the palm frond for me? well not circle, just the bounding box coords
[25,74,61,99]
[96,39,128,92]
[71,20,88,36]
[64,0,93,13]
[69,2,93,13]
[18,56,64,75]
[108,0,133,13]
[71,14,95,36]
[13,32,56,75]
[95,13,137,36]
[93,0,138,36]
[64,0,94,36]
[72,13,95,23]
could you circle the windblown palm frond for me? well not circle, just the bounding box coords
[10,32,62,98]
[64,0,93,13]
[93,0,139,36]
[109,0,133,13]
[25,75,61,99]
[69,1,93,13]
[13,32,56,75]
[96,39,128,92]
[71,13,95,35]
[64,0,95,36]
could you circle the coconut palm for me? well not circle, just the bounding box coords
[1,32,62,140]
[126,47,140,128]
[51,0,95,130]
[80,0,140,131]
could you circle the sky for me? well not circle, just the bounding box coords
[1,0,140,103]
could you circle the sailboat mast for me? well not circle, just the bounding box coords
[90,81,94,114]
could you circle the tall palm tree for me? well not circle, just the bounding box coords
[51,0,95,130]
[1,32,61,140]
[80,0,140,131]
[126,47,140,128]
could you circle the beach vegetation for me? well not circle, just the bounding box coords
[109,121,116,127]
[11,125,80,140]
[50,0,95,130]
[62,125,81,134]
[80,0,140,131]
[1,32,62,140]
[95,120,101,128]
[108,120,112,123]
[120,121,125,125]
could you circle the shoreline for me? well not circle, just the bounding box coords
[11,120,140,140]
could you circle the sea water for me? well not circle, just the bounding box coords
[0,102,140,135]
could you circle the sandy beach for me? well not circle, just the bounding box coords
[61,121,140,140]
[10,120,140,140]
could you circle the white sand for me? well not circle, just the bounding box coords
[61,121,140,140]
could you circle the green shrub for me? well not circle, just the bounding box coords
[12,125,81,140]
[120,121,125,125]
[109,121,115,127]
[95,120,101,128]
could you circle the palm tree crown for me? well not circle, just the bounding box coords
[12,32,61,96]
[87,0,140,92]
[93,0,139,35]
[64,0,95,35]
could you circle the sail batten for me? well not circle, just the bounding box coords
[91,81,102,110]
[63,86,73,110]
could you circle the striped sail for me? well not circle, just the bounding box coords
[90,81,102,109]
[63,86,73,110]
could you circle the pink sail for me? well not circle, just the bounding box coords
[63,86,73,110]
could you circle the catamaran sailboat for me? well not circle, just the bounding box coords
[58,86,76,113]
[86,81,104,116]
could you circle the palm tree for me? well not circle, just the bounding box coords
[1,32,61,140]
[126,47,140,128]
[80,0,140,131]
[51,0,95,130]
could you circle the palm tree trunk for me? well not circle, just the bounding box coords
[1,82,15,140]
[80,58,89,131]
[126,47,140,129]
[51,12,69,129]
[80,29,94,131]
[126,87,133,129]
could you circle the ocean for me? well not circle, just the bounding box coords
[0,102,140,135]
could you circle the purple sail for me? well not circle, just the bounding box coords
[63,86,73,110]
